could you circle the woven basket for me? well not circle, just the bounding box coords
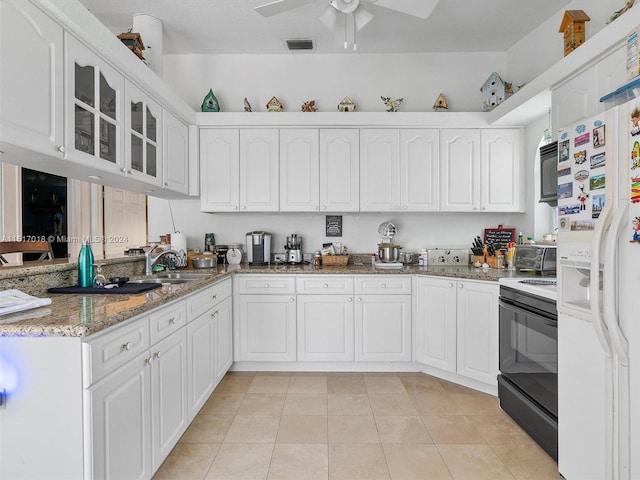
[322,255,349,266]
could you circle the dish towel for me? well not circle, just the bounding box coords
[0,289,52,315]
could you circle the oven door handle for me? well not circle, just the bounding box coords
[499,298,557,324]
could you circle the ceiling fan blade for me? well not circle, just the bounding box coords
[372,0,440,19]
[254,0,313,17]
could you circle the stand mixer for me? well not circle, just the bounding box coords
[285,234,303,264]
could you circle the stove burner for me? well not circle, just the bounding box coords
[519,279,557,286]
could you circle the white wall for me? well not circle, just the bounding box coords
[162,52,506,113]
[148,197,528,256]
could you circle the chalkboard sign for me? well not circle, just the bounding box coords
[484,227,515,250]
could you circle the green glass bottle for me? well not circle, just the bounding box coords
[78,241,94,287]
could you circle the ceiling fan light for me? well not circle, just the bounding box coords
[319,4,339,29]
[354,6,374,30]
[335,0,359,14]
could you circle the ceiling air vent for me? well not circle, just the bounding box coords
[286,39,314,51]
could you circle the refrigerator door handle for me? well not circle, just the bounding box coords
[590,202,614,356]
[603,201,630,366]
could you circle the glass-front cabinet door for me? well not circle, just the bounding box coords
[65,33,124,173]
[125,82,162,186]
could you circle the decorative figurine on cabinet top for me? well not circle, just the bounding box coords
[117,31,145,61]
[559,10,590,56]
[243,98,252,112]
[433,93,449,111]
[480,72,512,112]
[607,0,635,23]
[266,96,284,112]
[201,89,220,112]
[381,96,403,112]
[301,100,317,112]
[337,96,356,112]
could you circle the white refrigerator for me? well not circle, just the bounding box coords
[557,95,640,480]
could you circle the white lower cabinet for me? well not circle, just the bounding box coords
[355,294,412,361]
[186,310,215,419]
[214,296,233,385]
[415,276,499,385]
[87,351,152,480]
[150,329,188,472]
[297,294,355,361]
[456,280,499,385]
[239,294,297,361]
[87,317,189,480]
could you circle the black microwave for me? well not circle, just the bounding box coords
[539,141,558,206]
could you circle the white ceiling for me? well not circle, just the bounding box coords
[77,0,572,55]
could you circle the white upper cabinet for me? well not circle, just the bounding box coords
[200,129,240,212]
[440,129,481,211]
[320,129,360,212]
[360,129,401,211]
[480,129,522,212]
[0,0,63,156]
[400,129,439,211]
[125,82,162,186]
[360,129,439,212]
[162,109,189,194]
[240,129,279,211]
[65,33,125,174]
[280,129,319,211]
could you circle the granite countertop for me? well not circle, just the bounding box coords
[0,262,523,338]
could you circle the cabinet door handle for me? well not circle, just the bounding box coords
[357,297,362,302]
[322,206,327,210]
[242,205,247,210]
[154,351,161,359]
[381,284,387,288]
[169,317,176,324]
[234,206,238,210]
[55,145,65,153]
[459,283,463,288]
[448,283,453,288]
[164,182,169,187]
[213,294,217,299]
[403,206,408,210]
[394,205,400,210]
[211,310,219,317]
[323,284,329,288]
[144,356,153,365]
[289,297,295,302]
[347,297,353,303]
[314,205,318,210]
[122,342,132,351]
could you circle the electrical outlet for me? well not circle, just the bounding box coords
[273,252,286,263]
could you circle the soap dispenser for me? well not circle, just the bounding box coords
[78,241,94,287]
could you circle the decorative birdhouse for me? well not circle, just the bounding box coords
[266,96,284,112]
[117,31,145,61]
[559,10,590,56]
[201,89,220,112]
[480,72,512,112]
[337,96,356,112]
[432,93,449,111]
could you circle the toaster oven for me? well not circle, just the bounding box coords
[514,245,557,273]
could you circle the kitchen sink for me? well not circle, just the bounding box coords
[157,272,213,280]
[127,278,191,284]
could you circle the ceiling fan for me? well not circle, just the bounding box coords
[255,0,440,51]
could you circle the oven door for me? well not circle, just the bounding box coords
[499,296,558,418]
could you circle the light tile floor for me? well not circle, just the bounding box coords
[153,372,560,480]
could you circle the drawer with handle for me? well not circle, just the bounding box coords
[83,315,150,387]
[149,299,186,345]
[355,276,412,295]
[187,278,231,320]
[296,276,354,294]
[237,275,295,294]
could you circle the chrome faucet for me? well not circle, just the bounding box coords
[143,246,179,276]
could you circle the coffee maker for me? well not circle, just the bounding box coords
[246,231,271,265]
[285,234,303,264]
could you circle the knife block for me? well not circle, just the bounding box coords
[473,255,485,265]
